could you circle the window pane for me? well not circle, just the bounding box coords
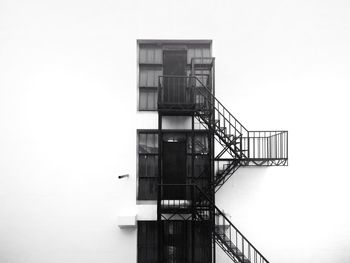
[146,48,155,63]
[194,155,209,178]
[139,69,162,87]
[139,133,158,153]
[138,178,157,200]
[187,48,195,64]
[139,48,147,63]
[139,90,157,111]
[187,134,209,153]
[139,155,158,177]
[194,135,208,154]
[148,133,158,153]
[155,70,162,86]
[154,48,162,64]
[139,90,148,110]
[194,48,202,58]
[194,222,211,263]
[202,48,210,57]
[147,91,155,110]
[187,137,192,153]
[139,134,147,152]
[147,70,155,87]
[138,221,158,263]
[139,46,161,64]
[139,70,147,86]
[188,46,211,64]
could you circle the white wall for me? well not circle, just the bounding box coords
[1,0,350,263]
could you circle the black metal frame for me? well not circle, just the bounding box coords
[137,130,159,201]
[157,114,214,263]
[149,51,288,263]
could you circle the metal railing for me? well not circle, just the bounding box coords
[194,185,269,263]
[158,184,199,211]
[158,75,194,107]
[242,131,288,161]
[158,74,288,165]
[158,184,269,263]
[214,159,241,192]
[192,76,248,139]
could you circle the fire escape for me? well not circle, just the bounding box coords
[156,56,288,263]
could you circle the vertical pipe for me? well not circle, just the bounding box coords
[191,115,195,263]
[248,132,250,160]
[157,113,162,263]
[211,59,216,263]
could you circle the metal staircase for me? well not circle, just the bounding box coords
[157,56,288,263]
[159,184,269,263]
[193,185,269,263]
[192,80,246,192]
[188,61,288,191]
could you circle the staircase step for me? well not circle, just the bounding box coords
[216,170,224,176]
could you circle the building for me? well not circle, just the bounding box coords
[2,2,350,262]
[131,39,288,263]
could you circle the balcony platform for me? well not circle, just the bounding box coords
[242,158,288,166]
[157,102,200,116]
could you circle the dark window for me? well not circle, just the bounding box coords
[138,221,158,263]
[163,221,188,263]
[139,133,158,153]
[138,131,158,200]
[139,155,158,177]
[186,133,210,192]
[194,221,211,263]
[187,134,209,154]
[194,155,209,178]
[194,134,209,154]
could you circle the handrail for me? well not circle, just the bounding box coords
[157,74,288,164]
[249,130,288,133]
[159,183,269,263]
[193,184,269,263]
[193,76,249,135]
[243,131,288,161]
[158,74,248,136]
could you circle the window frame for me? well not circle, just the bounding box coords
[137,42,212,112]
[137,221,158,263]
[137,130,159,201]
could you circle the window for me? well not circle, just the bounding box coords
[138,221,158,263]
[187,134,209,154]
[139,47,162,64]
[187,46,211,64]
[139,68,162,87]
[194,221,211,263]
[139,68,162,111]
[138,42,211,111]
[138,44,162,111]
[137,221,211,263]
[139,89,157,110]
[138,131,158,200]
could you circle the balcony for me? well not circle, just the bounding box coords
[157,75,211,114]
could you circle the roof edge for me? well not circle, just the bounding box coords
[137,39,212,45]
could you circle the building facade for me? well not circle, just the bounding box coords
[135,39,288,263]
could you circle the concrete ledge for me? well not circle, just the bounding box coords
[117,215,136,228]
